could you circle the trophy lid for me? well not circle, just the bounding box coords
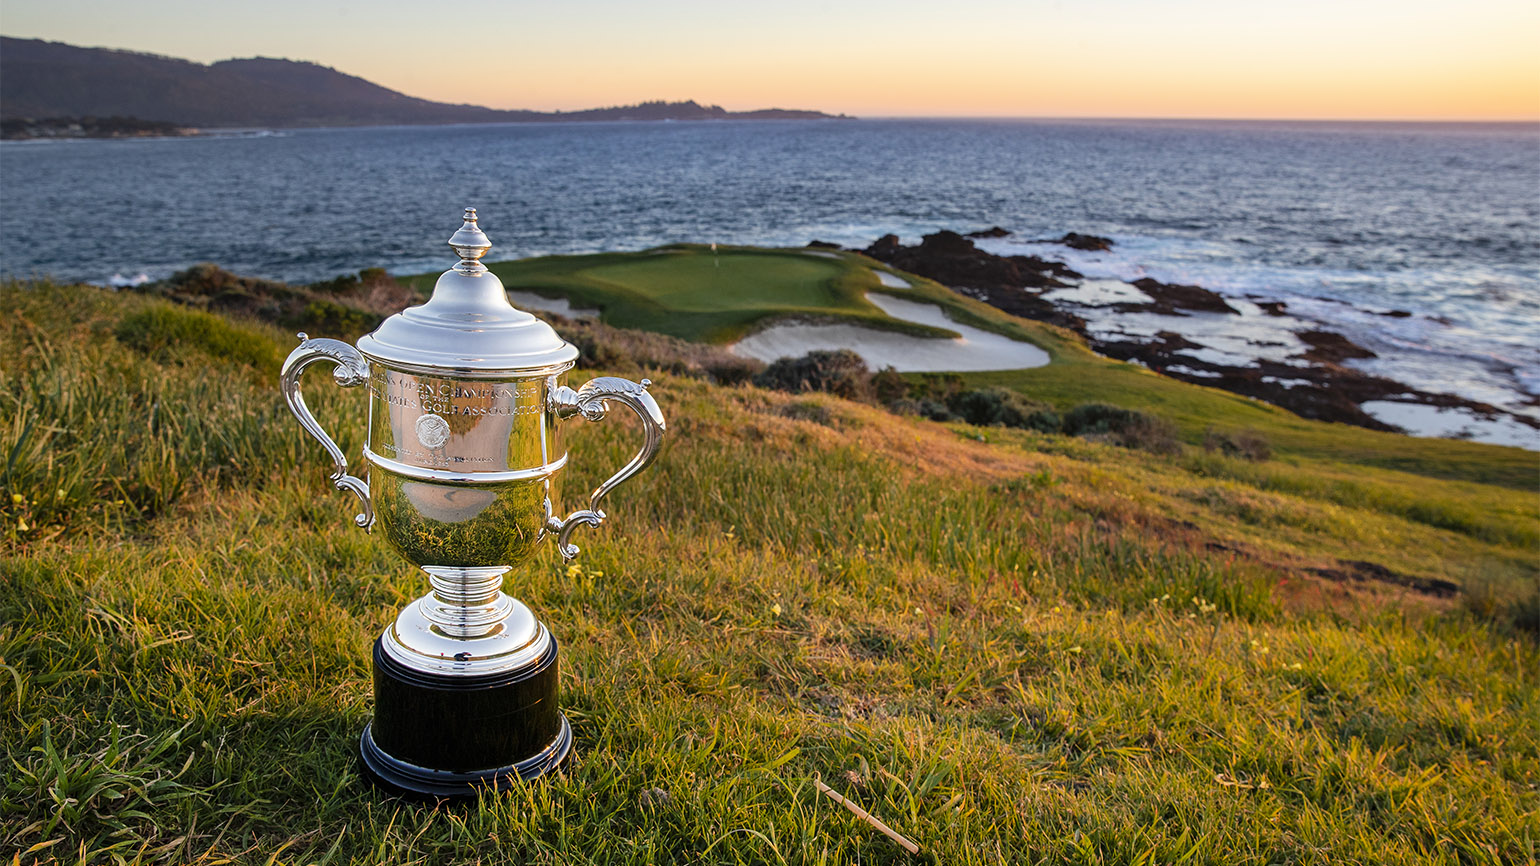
[356,208,579,373]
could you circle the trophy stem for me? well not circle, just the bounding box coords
[422,566,513,638]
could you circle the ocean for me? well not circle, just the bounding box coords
[2,119,1536,441]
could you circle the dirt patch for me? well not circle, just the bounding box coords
[1310,559,1460,597]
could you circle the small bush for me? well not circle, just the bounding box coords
[296,299,382,337]
[1115,413,1183,455]
[703,356,764,386]
[1022,409,1061,434]
[780,400,834,426]
[310,273,361,295]
[910,373,966,404]
[570,331,630,370]
[1063,403,1182,455]
[951,387,1052,428]
[754,350,871,400]
[1233,430,1272,461]
[310,267,392,295]
[1061,403,1141,437]
[115,305,282,375]
[1204,427,1272,461]
[871,367,909,403]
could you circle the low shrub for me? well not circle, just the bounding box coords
[915,399,955,422]
[296,299,382,336]
[1064,403,1182,455]
[753,350,871,400]
[910,373,966,404]
[951,387,1053,429]
[310,267,392,296]
[569,331,629,370]
[114,304,282,375]
[1021,409,1062,434]
[139,264,411,340]
[1115,413,1183,455]
[703,356,764,386]
[780,400,834,426]
[1061,403,1142,437]
[871,367,910,403]
[1204,427,1272,461]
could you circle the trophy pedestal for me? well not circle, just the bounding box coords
[359,635,571,799]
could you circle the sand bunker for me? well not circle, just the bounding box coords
[731,292,1050,372]
[507,290,599,319]
[874,270,911,289]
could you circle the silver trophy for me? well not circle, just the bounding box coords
[281,208,665,797]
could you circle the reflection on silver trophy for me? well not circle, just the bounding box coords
[281,208,665,797]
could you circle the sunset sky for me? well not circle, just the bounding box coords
[3,0,1537,120]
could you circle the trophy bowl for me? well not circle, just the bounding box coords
[280,208,665,797]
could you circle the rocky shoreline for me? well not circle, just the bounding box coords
[846,229,1539,440]
[1,115,202,141]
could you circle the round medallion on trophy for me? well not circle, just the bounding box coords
[415,413,451,449]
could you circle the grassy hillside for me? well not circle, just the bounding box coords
[2,279,1536,864]
[420,245,1537,490]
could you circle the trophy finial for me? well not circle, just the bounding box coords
[448,207,491,274]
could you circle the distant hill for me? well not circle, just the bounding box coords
[0,37,844,128]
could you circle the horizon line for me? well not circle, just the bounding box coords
[851,115,1540,124]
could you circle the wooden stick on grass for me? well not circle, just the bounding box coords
[814,776,920,854]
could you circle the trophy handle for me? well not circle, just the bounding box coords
[546,376,666,560]
[280,333,374,530]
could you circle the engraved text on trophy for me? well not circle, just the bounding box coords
[368,368,557,473]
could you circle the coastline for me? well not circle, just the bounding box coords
[851,230,1540,450]
[44,231,1540,452]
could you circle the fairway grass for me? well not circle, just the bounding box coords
[423,245,1538,489]
[2,280,1536,864]
[408,245,960,344]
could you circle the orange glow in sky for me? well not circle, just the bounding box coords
[3,0,1538,119]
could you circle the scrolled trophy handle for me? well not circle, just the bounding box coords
[281,333,374,530]
[546,376,667,560]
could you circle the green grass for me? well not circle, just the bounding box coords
[2,280,1537,864]
[407,245,957,344]
[443,244,1538,491]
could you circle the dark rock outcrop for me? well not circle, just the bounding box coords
[965,226,1011,239]
[861,231,1086,333]
[863,231,1075,292]
[805,240,842,250]
[1294,330,1376,364]
[1057,232,1114,251]
[1116,278,1239,316]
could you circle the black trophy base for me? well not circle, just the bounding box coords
[359,634,572,799]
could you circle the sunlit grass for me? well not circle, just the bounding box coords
[1,280,1536,864]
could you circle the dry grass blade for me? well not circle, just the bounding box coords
[814,776,920,854]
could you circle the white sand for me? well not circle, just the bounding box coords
[507,290,599,319]
[731,292,1050,372]
[803,250,843,259]
[1360,401,1540,450]
[874,270,911,289]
